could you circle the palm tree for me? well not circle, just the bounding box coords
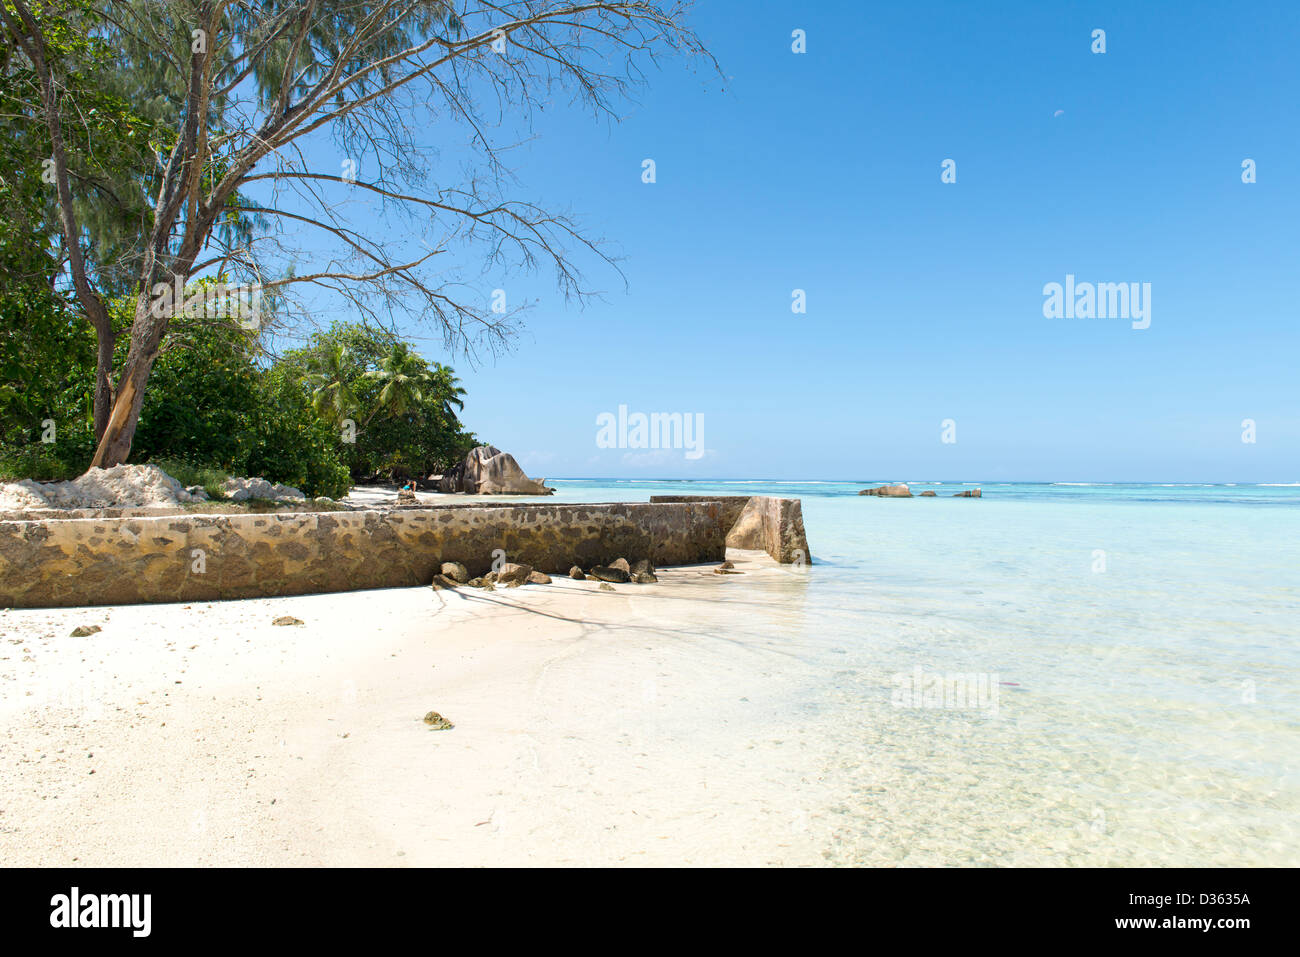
[362,342,432,423]
[425,361,467,424]
[302,344,359,427]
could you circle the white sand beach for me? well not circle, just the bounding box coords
[0,550,832,867]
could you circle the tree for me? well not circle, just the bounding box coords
[363,342,430,421]
[302,343,359,427]
[1,0,713,470]
[281,322,478,481]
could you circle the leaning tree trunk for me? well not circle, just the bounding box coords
[89,294,168,468]
[92,326,116,441]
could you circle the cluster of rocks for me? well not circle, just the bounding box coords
[219,476,307,502]
[431,560,553,591]
[430,556,658,593]
[574,557,658,585]
[858,484,981,498]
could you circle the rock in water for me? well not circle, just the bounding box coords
[589,565,631,583]
[568,566,585,580]
[952,489,982,497]
[920,490,937,496]
[440,562,469,584]
[437,445,554,495]
[859,484,913,497]
[423,711,454,730]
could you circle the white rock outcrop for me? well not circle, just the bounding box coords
[219,477,306,502]
[0,464,203,510]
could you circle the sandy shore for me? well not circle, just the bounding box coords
[0,550,831,866]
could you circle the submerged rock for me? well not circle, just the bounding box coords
[859,484,913,497]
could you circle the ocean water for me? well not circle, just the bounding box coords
[538,479,1300,865]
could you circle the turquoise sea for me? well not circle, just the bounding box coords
[537,479,1299,865]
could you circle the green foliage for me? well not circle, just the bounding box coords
[279,323,480,483]
[124,303,352,498]
[143,457,231,500]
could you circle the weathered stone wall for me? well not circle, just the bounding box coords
[648,495,811,564]
[0,501,733,609]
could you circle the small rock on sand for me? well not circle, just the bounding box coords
[422,711,454,730]
[610,558,631,574]
[568,566,584,580]
[272,616,304,626]
[495,562,533,586]
[589,565,631,584]
[69,625,101,637]
[598,582,616,592]
[527,570,552,584]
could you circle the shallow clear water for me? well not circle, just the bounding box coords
[541,479,1300,865]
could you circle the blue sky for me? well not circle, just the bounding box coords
[267,0,1300,482]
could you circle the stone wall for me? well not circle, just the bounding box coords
[648,495,811,564]
[0,496,810,608]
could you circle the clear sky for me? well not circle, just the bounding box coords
[268,0,1300,482]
